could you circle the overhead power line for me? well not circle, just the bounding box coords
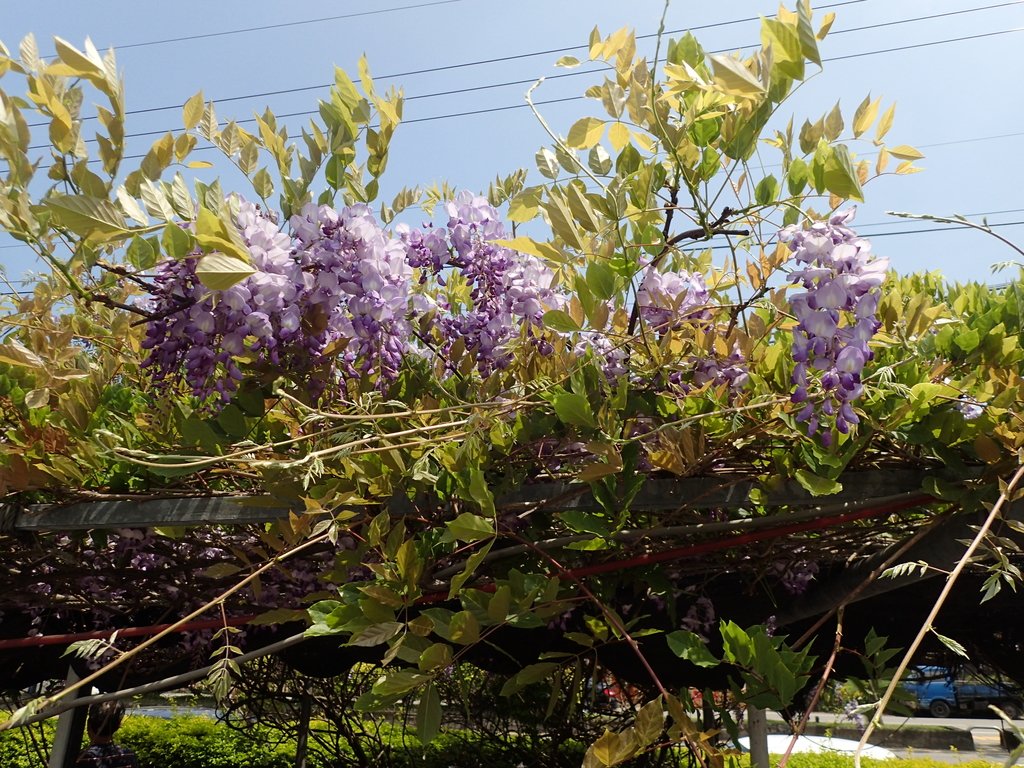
[24,5,1024,152]
[41,0,466,56]
[27,0,869,128]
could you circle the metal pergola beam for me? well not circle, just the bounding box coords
[6,468,934,532]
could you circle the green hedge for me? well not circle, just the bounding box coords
[120,716,297,768]
[0,714,1009,768]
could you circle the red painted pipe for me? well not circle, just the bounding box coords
[567,493,932,579]
[0,494,933,639]
[0,614,255,651]
[420,493,932,600]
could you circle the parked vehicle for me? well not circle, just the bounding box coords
[904,665,1022,719]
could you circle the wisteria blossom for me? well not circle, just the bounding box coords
[403,192,567,376]
[143,194,573,401]
[143,200,413,400]
[637,266,709,331]
[780,208,888,444]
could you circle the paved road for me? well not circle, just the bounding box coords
[793,712,1022,764]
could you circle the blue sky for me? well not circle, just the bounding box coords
[2,0,1023,284]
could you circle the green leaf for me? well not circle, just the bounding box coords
[794,469,842,497]
[875,103,896,142]
[787,158,809,196]
[371,669,430,698]
[500,662,558,696]
[216,404,248,438]
[552,392,596,429]
[565,185,601,233]
[634,698,666,747]
[588,145,612,176]
[589,728,638,766]
[252,167,274,200]
[416,682,442,744]
[754,175,779,206]
[823,101,843,141]
[930,628,969,658]
[558,510,611,537]
[666,630,720,667]
[852,94,879,138]
[555,55,581,68]
[349,621,403,647]
[954,327,980,353]
[446,512,494,542]
[566,117,605,149]
[194,206,251,263]
[449,610,479,644]
[467,468,495,517]
[823,144,863,202]
[448,540,492,598]
[24,388,49,410]
[161,224,196,259]
[40,195,130,241]
[507,186,542,223]
[543,193,586,251]
[418,642,452,672]
[126,235,157,270]
[543,309,581,333]
[195,252,257,290]
[586,261,616,301]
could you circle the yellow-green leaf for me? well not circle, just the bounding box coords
[493,236,563,264]
[40,195,130,241]
[608,122,629,152]
[874,103,896,143]
[817,12,837,40]
[195,251,257,290]
[709,53,765,98]
[182,91,204,131]
[852,94,879,138]
[887,144,924,160]
[566,117,605,150]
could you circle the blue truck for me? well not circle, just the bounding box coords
[904,666,1023,719]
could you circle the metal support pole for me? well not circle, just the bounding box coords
[48,666,89,768]
[747,704,770,768]
[295,692,312,768]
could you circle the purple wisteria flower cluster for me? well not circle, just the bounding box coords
[143,194,572,401]
[144,199,414,400]
[401,192,566,376]
[637,266,709,331]
[780,209,888,445]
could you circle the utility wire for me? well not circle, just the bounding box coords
[25,15,1024,154]
[26,0,868,128]
[40,0,466,56]
[824,26,1024,62]
[2,211,1023,261]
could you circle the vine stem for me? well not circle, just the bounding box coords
[502,529,710,768]
[524,78,609,195]
[0,531,330,731]
[779,607,843,768]
[853,461,1024,768]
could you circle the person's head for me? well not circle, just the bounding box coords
[86,700,125,742]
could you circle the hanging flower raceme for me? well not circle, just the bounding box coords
[636,267,709,331]
[780,208,888,444]
[290,202,414,384]
[142,199,414,402]
[401,192,567,376]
